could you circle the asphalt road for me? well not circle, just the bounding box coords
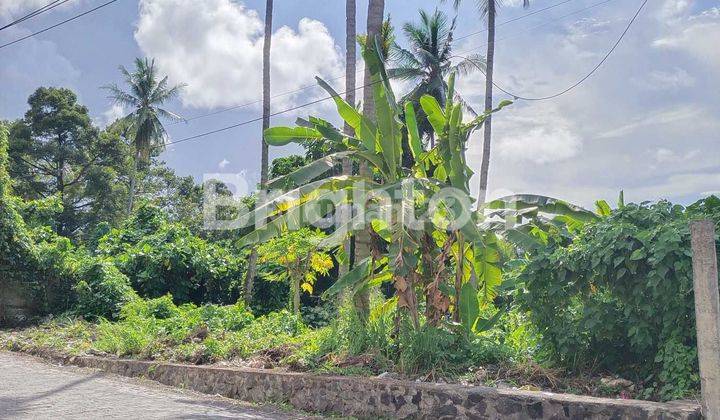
[0,351,315,419]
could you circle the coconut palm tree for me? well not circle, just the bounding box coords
[338,0,357,280]
[351,0,385,322]
[103,57,183,213]
[449,0,529,205]
[245,0,274,306]
[389,9,483,147]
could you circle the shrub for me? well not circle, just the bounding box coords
[97,204,246,304]
[72,259,137,320]
[515,198,719,400]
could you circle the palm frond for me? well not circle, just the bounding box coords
[102,84,141,109]
[451,54,485,76]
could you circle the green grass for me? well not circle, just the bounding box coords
[0,295,538,384]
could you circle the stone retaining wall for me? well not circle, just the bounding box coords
[58,356,702,419]
[0,279,37,326]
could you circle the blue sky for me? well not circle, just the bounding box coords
[1,0,718,207]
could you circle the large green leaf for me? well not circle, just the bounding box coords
[447,104,467,192]
[363,42,401,179]
[487,194,598,223]
[595,200,612,217]
[458,282,479,336]
[267,151,354,189]
[263,126,322,146]
[316,76,377,152]
[404,102,423,161]
[420,95,446,135]
[474,235,502,304]
[322,256,373,297]
[466,99,513,129]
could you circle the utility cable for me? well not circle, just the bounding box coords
[164,0,624,145]
[0,0,122,50]
[453,0,648,101]
[0,0,73,32]
[174,0,588,125]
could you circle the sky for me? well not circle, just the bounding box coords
[1,0,718,208]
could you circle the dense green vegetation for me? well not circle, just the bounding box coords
[2,7,718,405]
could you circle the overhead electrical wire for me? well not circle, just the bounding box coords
[166,0,632,147]
[0,0,122,50]
[453,0,648,101]
[174,0,587,125]
[0,0,73,32]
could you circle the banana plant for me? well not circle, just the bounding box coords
[239,39,511,333]
[483,192,622,252]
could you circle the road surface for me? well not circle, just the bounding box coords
[0,351,315,419]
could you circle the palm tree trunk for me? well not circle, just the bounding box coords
[477,0,496,206]
[260,0,273,188]
[339,0,356,281]
[352,0,384,323]
[246,0,273,306]
[126,147,141,215]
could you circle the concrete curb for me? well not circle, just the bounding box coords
[13,351,705,419]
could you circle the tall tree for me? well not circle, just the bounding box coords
[245,0,274,306]
[103,58,183,214]
[8,88,126,237]
[390,9,482,149]
[338,0,357,281]
[352,0,385,322]
[450,0,529,205]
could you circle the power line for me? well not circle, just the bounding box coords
[456,0,648,101]
[454,0,576,42]
[0,0,73,32]
[174,0,582,125]
[0,0,122,50]
[166,0,620,146]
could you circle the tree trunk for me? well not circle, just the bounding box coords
[352,0,384,323]
[292,275,301,316]
[260,0,273,188]
[339,0,357,281]
[246,0,273,306]
[56,135,66,236]
[477,1,496,206]
[126,148,141,215]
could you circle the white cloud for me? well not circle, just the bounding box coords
[218,159,230,169]
[633,68,695,90]
[657,0,690,21]
[653,8,720,70]
[630,172,720,201]
[597,106,704,139]
[489,104,582,165]
[134,0,344,110]
[653,148,699,163]
[98,104,126,127]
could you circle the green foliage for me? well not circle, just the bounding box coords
[258,228,333,314]
[0,124,43,286]
[95,296,255,359]
[97,204,245,304]
[72,258,137,319]
[8,88,128,237]
[514,198,720,400]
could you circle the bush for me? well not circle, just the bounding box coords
[72,258,137,319]
[515,198,719,400]
[97,204,246,304]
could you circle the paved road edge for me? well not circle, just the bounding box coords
[1,349,703,419]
